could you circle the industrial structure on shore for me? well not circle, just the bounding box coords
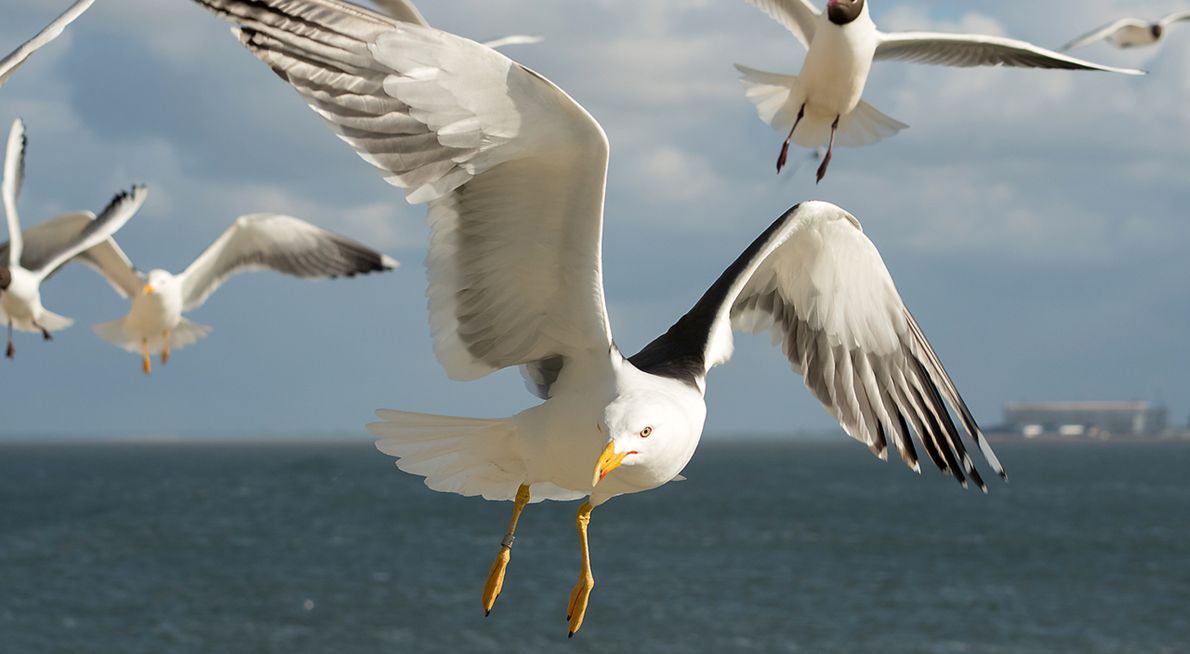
[1001,401,1169,439]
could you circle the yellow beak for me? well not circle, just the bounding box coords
[142,283,154,295]
[592,442,635,487]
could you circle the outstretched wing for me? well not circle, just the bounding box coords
[745,0,821,49]
[0,212,143,297]
[875,31,1144,74]
[178,213,397,311]
[2,118,26,266]
[1060,18,1141,51]
[193,0,614,385]
[630,202,1005,490]
[1160,10,1190,27]
[33,186,147,281]
[0,0,97,87]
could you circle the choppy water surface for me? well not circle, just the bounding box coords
[1,440,1187,653]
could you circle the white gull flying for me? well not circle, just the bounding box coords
[92,214,398,374]
[194,0,1006,637]
[1062,10,1190,51]
[739,0,1145,181]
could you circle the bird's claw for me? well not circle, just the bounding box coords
[815,148,833,183]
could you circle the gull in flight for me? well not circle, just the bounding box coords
[194,0,1005,637]
[1,119,146,358]
[1062,10,1190,51]
[370,0,543,49]
[0,0,96,88]
[93,214,398,374]
[738,0,1145,181]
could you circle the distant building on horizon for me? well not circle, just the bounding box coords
[1003,401,1168,439]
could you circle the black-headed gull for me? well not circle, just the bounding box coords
[92,214,397,374]
[194,0,1005,637]
[1,120,146,358]
[739,0,1145,181]
[1062,10,1190,51]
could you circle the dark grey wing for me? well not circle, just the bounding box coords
[630,201,1005,490]
[178,213,398,311]
[875,31,1144,74]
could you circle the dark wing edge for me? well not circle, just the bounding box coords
[632,202,1006,490]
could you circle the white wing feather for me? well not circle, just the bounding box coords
[196,0,614,382]
[745,0,821,49]
[0,0,96,87]
[2,118,26,266]
[1160,10,1190,27]
[369,0,540,49]
[369,0,428,26]
[875,31,1145,74]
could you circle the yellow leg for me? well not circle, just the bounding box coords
[161,330,170,365]
[482,484,531,616]
[141,338,152,375]
[566,501,595,638]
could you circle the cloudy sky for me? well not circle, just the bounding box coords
[1,0,1187,440]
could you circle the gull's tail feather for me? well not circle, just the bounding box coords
[29,308,73,333]
[93,317,211,354]
[735,64,907,148]
[836,99,909,147]
[369,410,582,502]
[369,410,526,501]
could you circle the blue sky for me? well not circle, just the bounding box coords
[1,0,1187,439]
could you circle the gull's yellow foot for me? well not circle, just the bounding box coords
[482,546,511,616]
[566,569,594,637]
[161,330,170,365]
[141,338,152,375]
[566,501,595,638]
[481,484,530,617]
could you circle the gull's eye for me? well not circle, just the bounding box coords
[640,426,653,438]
